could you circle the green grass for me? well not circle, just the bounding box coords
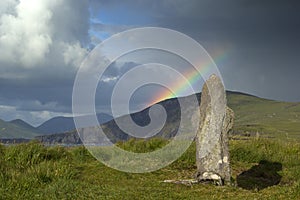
[227,93,300,140]
[0,138,299,199]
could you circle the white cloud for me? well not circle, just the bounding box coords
[101,76,119,83]
[0,0,89,69]
[0,0,18,14]
[0,0,53,67]
[29,110,73,126]
[0,105,15,112]
[29,110,54,124]
[62,41,88,67]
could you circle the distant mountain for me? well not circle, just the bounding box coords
[37,113,113,135]
[37,93,200,144]
[98,94,195,143]
[10,119,38,132]
[36,91,300,145]
[0,119,41,139]
[37,116,75,135]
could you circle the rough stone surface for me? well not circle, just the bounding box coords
[195,74,234,185]
[35,132,82,145]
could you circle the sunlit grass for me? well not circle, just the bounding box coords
[0,138,299,199]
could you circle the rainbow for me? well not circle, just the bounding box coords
[148,50,228,106]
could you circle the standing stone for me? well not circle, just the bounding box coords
[195,74,234,185]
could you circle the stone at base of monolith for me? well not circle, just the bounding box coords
[195,74,234,186]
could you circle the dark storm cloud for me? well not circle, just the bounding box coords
[154,0,300,101]
[159,0,300,48]
[0,72,74,113]
[0,60,139,115]
[88,0,300,101]
[1,0,299,125]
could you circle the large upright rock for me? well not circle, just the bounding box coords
[195,74,234,185]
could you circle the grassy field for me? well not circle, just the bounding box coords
[0,138,299,200]
[0,92,299,199]
[227,92,300,140]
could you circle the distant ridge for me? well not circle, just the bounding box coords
[226,91,259,98]
[2,90,300,141]
[37,116,76,135]
[0,119,41,139]
[37,113,113,135]
[36,90,300,144]
[10,119,38,132]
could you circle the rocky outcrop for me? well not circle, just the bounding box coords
[0,138,31,144]
[35,131,82,145]
[195,74,234,185]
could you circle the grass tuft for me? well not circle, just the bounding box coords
[0,138,299,199]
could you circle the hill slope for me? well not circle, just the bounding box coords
[0,119,41,139]
[38,91,300,144]
[227,91,300,139]
[10,119,38,133]
[37,113,113,134]
[37,116,76,135]
[100,91,300,142]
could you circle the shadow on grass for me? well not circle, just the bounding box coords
[237,160,282,190]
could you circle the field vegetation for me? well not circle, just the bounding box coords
[0,138,299,199]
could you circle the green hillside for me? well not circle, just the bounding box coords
[29,91,300,144]
[97,91,300,143]
[10,119,37,131]
[227,92,300,140]
[0,119,41,139]
[1,91,300,140]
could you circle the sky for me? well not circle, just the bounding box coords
[0,0,299,126]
